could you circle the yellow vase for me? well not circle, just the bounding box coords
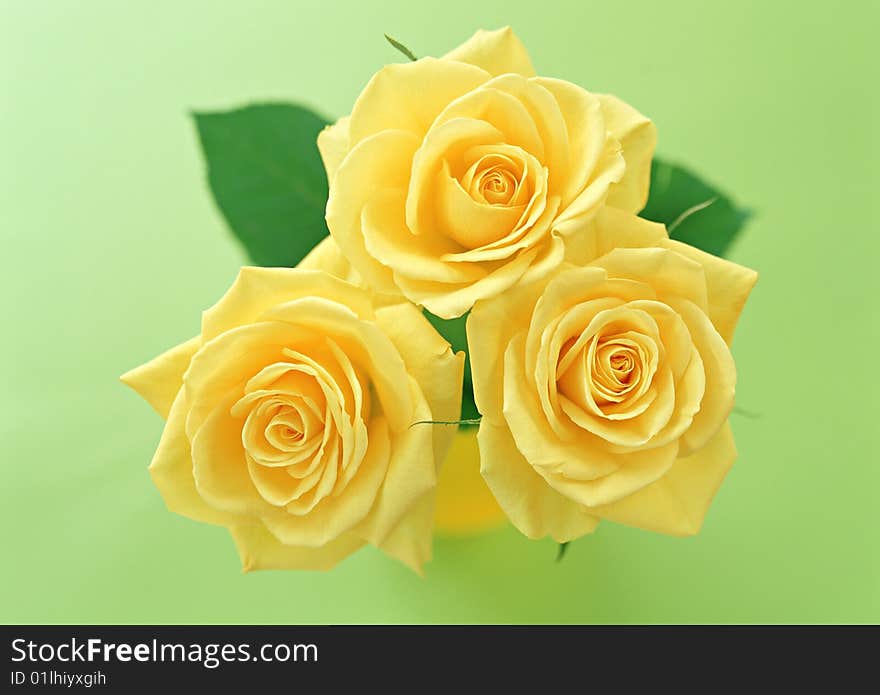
[434,427,507,535]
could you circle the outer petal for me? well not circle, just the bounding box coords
[672,299,737,454]
[443,27,536,77]
[296,236,353,280]
[599,94,657,213]
[348,58,489,144]
[326,129,421,295]
[468,276,543,419]
[201,267,374,341]
[479,420,600,542]
[351,378,436,546]
[588,423,737,535]
[564,207,667,267]
[593,246,710,312]
[121,337,200,418]
[230,521,364,572]
[662,239,758,345]
[376,492,435,574]
[374,302,465,465]
[317,115,351,185]
[149,389,236,526]
[401,243,541,319]
[297,236,404,307]
[435,428,506,534]
[532,77,618,210]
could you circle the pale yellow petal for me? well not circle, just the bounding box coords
[374,302,465,466]
[201,267,375,342]
[468,277,544,420]
[256,417,392,547]
[190,391,265,515]
[592,246,709,312]
[184,322,313,440]
[671,299,737,455]
[297,236,404,308]
[400,244,541,319]
[443,27,536,77]
[532,77,612,208]
[588,423,737,535]
[662,239,758,345]
[261,298,415,431]
[599,94,657,213]
[376,492,435,575]
[296,236,352,280]
[432,85,545,158]
[149,389,236,526]
[352,379,436,545]
[348,58,489,144]
[326,129,421,295]
[316,115,350,185]
[230,521,364,572]
[405,116,505,239]
[504,336,679,506]
[363,188,477,284]
[478,419,600,541]
[120,336,200,418]
[564,207,668,266]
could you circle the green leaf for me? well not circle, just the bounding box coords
[423,310,480,425]
[642,158,752,257]
[384,34,418,61]
[193,103,331,267]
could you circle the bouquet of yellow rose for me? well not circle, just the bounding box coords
[122,28,757,574]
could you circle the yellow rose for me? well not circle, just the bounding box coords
[121,266,464,573]
[469,209,757,540]
[320,27,656,319]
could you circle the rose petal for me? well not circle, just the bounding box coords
[259,417,392,547]
[121,336,200,418]
[662,239,758,345]
[374,302,465,466]
[201,266,374,342]
[316,115,351,186]
[230,521,364,572]
[326,129,421,294]
[351,379,437,546]
[478,419,600,541]
[149,389,235,526]
[588,423,737,535]
[443,27,536,77]
[348,58,489,144]
[598,94,657,213]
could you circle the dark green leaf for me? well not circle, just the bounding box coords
[193,103,331,267]
[642,158,752,257]
[423,310,480,425]
[384,34,418,61]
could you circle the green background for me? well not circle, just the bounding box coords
[1,0,877,623]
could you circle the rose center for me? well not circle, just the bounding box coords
[608,349,635,381]
[461,153,525,207]
[279,423,304,442]
[591,338,645,401]
[478,168,517,204]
